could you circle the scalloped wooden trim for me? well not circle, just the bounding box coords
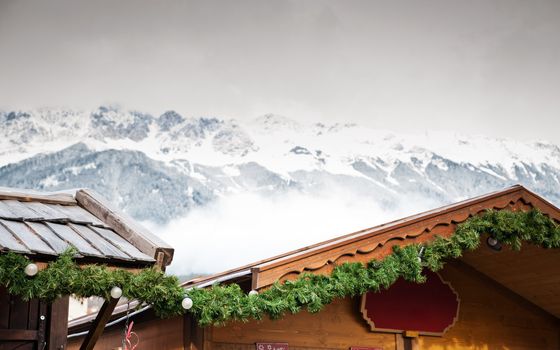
[269,194,551,286]
[229,187,560,290]
[193,186,535,290]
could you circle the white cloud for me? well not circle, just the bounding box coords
[145,189,437,276]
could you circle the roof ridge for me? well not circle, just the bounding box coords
[0,187,77,205]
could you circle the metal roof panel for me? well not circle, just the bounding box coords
[0,223,31,253]
[1,200,45,221]
[69,224,132,260]
[26,222,71,254]
[0,219,56,255]
[89,226,153,262]
[45,222,104,258]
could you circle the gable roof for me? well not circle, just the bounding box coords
[68,184,560,333]
[184,185,560,290]
[0,187,174,268]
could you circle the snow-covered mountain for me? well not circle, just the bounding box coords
[1,106,559,224]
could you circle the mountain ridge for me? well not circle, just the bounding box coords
[0,106,559,224]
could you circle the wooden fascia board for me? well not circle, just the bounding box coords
[75,189,174,267]
[252,186,560,289]
[518,189,560,220]
[257,187,523,271]
[255,188,523,272]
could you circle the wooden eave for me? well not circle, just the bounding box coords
[460,238,560,318]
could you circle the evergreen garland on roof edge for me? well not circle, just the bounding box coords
[0,209,558,324]
[187,208,560,325]
[0,250,185,318]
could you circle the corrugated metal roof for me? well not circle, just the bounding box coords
[0,189,155,265]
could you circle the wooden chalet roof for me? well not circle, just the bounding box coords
[68,184,560,333]
[184,185,560,291]
[0,187,174,268]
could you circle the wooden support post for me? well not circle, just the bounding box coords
[48,296,69,350]
[155,251,166,271]
[395,334,405,350]
[396,331,420,350]
[401,331,419,350]
[80,298,119,350]
[183,313,205,350]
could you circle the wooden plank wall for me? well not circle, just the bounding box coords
[419,263,560,349]
[67,262,559,350]
[0,287,47,350]
[211,299,402,350]
[210,263,559,350]
[66,316,184,350]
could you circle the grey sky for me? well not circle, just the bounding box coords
[0,0,559,141]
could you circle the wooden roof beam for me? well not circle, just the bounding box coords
[75,189,174,267]
[79,297,119,350]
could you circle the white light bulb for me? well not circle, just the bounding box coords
[248,290,258,296]
[24,263,38,277]
[487,237,498,246]
[182,297,193,310]
[110,286,123,299]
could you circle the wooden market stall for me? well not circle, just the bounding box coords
[0,187,174,350]
[67,185,560,350]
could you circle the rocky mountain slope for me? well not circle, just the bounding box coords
[1,106,559,223]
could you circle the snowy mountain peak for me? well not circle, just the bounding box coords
[157,110,185,131]
[0,107,559,224]
[252,113,301,132]
[90,106,153,142]
[1,107,559,170]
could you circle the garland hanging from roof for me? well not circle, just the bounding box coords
[0,251,185,318]
[0,209,559,324]
[185,208,560,326]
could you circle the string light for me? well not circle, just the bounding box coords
[248,290,259,296]
[182,297,193,310]
[486,236,502,251]
[24,263,38,276]
[110,286,123,299]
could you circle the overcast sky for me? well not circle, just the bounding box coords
[0,0,559,141]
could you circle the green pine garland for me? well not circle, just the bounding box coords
[0,209,558,325]
[0,250,185,318]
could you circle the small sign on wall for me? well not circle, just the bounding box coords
[256,343,288,350]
